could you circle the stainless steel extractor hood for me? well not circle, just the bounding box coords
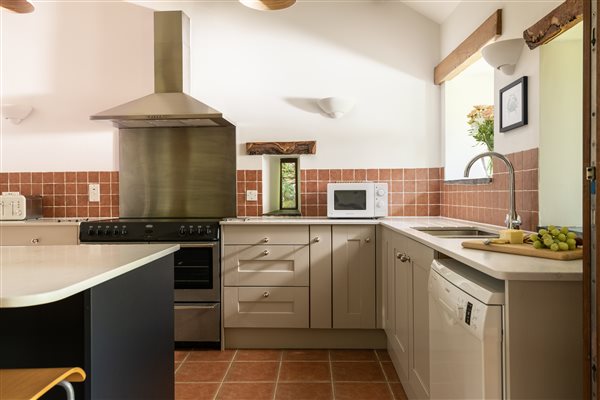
[91,11,232,128]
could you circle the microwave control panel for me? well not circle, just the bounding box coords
[374,183,388,217]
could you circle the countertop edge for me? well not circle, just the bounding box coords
[0,244,180,308]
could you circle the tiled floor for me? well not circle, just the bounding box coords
[174,349,409,400]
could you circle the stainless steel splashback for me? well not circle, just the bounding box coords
[119,127,236,218]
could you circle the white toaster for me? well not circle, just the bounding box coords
[0,193,42,220]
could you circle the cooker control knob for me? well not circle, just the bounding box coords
[205,226,212,235]
[113,226,119,236]
[96,226,103,236]
[88,227,95,236]
[104,226,110,236]
[197,225,205,235]
[376,189,385,196]
[179,225,186,236]
[121,226,128,236]
[189,225,194,235]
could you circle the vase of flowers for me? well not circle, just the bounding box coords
[467,105,494,176]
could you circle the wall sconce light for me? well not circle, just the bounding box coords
[2,104,33,124]
[317,97,355,119]
[481,38,525,75]
[239,0,295,11]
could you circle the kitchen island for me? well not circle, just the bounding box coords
[0,244,179,400]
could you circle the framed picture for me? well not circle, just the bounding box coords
[499,76,528,132]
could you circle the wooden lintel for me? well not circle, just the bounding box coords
[523,0,583,50]
[246,141,317,155]
[434,9,502,85]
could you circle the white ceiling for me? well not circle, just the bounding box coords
[398,1,460,24]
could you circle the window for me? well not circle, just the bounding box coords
[279,158,298,210]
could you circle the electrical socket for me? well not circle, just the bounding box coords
[89,183,100,202]
[246,190,258,201]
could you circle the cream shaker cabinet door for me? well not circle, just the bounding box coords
[223,286,309,328]
[310,225,332,329]
[391,233,411,382]
[223,245,309,287]
[332,225,376,329]
[0,225,78,246]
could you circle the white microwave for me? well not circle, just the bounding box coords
[327,182,388,218]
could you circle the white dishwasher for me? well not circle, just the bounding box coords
[429,259,505,400]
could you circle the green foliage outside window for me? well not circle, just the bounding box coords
[280,159,298,210]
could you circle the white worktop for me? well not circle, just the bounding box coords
[0,218,107,227]
[0,244,179,308]
[222,216,582,281]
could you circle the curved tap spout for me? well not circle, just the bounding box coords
[464,151,521,230]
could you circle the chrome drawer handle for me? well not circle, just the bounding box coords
[263,291,270,298]
[31,238,40,244]
[396,253,411,263]
[263,250,270,256]
[263,237,269,243]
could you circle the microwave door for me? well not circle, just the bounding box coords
[334,190,367,211]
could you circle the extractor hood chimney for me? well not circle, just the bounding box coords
[91,11,232,128]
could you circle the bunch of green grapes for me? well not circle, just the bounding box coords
[528,226,578,252]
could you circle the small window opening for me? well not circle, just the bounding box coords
[280,158,298,210]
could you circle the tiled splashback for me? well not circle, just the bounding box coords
[0,148,539,231]
[441,148,539,231]
[0,172,119,218]
[237,148,539,231]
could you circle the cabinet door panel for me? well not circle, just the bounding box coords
[392,237,411,381]
[332,225,375,329]
[411,258,430,398]
[0,225,78,245]
[310,225,332,329]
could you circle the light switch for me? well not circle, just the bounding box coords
[89,183,100,202]
[246,190,258,201]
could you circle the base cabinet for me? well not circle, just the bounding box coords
[382,227,433,399]
[223,224,377,331]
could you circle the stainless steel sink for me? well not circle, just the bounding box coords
[411,227,498,238]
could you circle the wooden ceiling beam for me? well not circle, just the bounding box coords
[523,0,583,50]
[434,9,502,86]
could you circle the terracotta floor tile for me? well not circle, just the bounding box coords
[275,382,333,400]
[235,349,282,361]
[175,361,230,382]
[188,350,236,362]
[389,382,409,400]
[283,349,329,361]
[217,382,275,399]
[175,383,220,400]
[225,361,279,382]
[332,362,385,382]
[376,349,392,361]
[330,349,377,361]
[279,362,331,382]
[334,382,393,400]
[381,362,400,382]
[174,350,190,362]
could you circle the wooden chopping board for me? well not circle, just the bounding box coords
[461,240,583,260]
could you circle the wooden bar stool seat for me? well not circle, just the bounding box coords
[0,367,86,400]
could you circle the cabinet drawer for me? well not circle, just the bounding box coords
[223,245,309,286]
[224,225,309,245]
[0,225,78,246]
[224,287,309,328]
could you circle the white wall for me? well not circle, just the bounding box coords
[441,0,561,156]
[539,24,583,227]
[1,1,441,172]
[0,2,154,171]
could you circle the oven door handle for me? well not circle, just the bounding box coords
[174,303,219,310]
[179,243,218,249]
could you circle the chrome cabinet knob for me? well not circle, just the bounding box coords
[31,238,40,244]
[314,236,321,243]
[263,291,270,298]
[365,237,371,243]
[400,254,411,263]
[262,250,270,256]
[263,237,269,243]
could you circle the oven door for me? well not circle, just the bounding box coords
[174,242,220,302]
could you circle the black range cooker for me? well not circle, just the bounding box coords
[80,219,221,347]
